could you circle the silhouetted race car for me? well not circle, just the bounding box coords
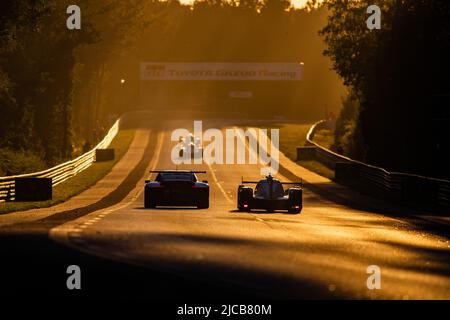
[178,134,203,159]
[237,174,302,213]
[145,170,209,209]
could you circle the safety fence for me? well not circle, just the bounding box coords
[0,119,120,202]
[301,120,450,212]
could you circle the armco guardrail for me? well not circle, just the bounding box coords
[0,119,120,202]
[299,120,450,212]
[304,120,353,169]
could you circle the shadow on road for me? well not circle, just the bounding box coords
[278,165,450,240]
[0,233,340,300]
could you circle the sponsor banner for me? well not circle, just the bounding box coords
[140,63,303,81]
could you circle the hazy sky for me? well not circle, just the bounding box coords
[288,0,312,8]
[178,0,313,8]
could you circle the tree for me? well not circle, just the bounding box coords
[321,0,450,178]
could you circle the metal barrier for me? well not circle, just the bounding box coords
[302,120,450,211]
[0,119,120,202]
[305,120,353,169]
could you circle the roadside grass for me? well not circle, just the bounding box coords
[278,123,335,181]
[0,130,135,215]
[278,123,311,161]
[312,129,334,150]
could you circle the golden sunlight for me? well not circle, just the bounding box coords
[178,0,319,9]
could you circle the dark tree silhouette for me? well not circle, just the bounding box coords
[321,0,450,179]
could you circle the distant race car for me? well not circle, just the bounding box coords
[237,174,302,214]
[144,170,209,209]
[178,133,203,159]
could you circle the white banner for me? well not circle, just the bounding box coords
[140,63,303,81]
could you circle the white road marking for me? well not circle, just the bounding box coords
[206,160,233,204]
[106,131,165,211]
[205,126,266,206]
[82,131,165,221]
[50,130,164,244]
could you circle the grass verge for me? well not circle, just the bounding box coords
[278,123,312,161]
[0,130,135,215]
[278,123,335,180]
[312,129,334,150]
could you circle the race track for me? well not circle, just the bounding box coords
[2,118,449,299]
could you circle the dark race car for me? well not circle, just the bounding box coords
[144,170,209,209]
[237,174,302,214]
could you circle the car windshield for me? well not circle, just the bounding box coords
[156,172,196,182]
[254,181,284,198]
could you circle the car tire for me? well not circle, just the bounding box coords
[237,186,253,211]
[144,190,156,208]
[197,200,209,209]
[287,188,302,214]
[288,208,301,214]
[197,192,209,209]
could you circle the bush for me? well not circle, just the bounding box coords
[333,91,361,158]
[0,148,47,176]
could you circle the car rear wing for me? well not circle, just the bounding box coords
[241,177,303,187]
[146,170,208,183]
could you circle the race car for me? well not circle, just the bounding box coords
[237,174,302,213]
[144,170,209,209]
[178,133,203,159]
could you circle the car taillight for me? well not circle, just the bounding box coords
[243,204,249,208]
[294,205,300,209]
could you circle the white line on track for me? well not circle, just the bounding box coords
[51,130,165,244]
[82,131,165,226]
[106,131,165,211]
[206,162,233,204]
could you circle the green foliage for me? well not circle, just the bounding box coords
[0,0,96,165]
[321,0,450,178]
[332,91,361,158]
[0,148,46,176]
[0,129,135,214]
[0,0,347,175]
[0,0,138,170]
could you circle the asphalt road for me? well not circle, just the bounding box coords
[1,118,449,300]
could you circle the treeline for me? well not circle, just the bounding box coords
[0,0,346,176]
[322,0,450,179]
[0,0,147,175]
